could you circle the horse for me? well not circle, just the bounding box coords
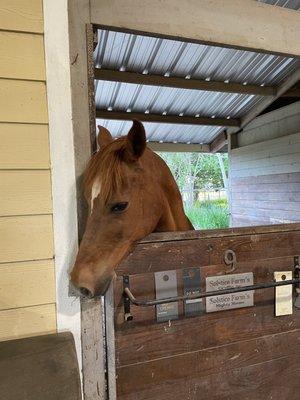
[70,120,194,297]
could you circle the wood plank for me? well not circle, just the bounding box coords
[209,131,227,153]
[239,68,300,130]
[0,260,55,310]
[0,304,56,341]
[140,222,300,244]
[230,206,300,222]
[0,0,43,33]
[96,109,240,127]
[231,191,300,202]
[230,182,300,193]
[0,215,53,263]
[91,0,300,56]
[0,31,45,81]
[0,332,81,400]
[231,153,300,172]
[0,123,50,169]
[230,132,300,163]
[117,330,300,399]
[117,353,300,399]
[94,68,276,96]
[0,170,52,216]
[231,172,300,186]
[230,162,300,178]
[117,230,300,275]
[0,79,48,123]
[231,199,300,213]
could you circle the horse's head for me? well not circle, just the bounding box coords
[70,120,192,297]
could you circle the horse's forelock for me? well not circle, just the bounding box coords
[84,138,126,207]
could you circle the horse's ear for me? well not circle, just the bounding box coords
[124,120,146,161]
[97,125,113,149]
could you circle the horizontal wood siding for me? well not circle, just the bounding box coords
[230,132,300,226]
[0,0,56,341]
[114,226,300,399]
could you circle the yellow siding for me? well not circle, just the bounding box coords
[0,215,53,263]
[0,0,43,33]
[0,260,55,310]
[0,31,45,80]
[0,79,48,123]
[0,0,57,340]
[0,123,50,169]
[0,170,52,216]
[0,304,56,341]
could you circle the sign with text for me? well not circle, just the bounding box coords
[206,273,254,313]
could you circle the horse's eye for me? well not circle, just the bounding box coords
[110,202,128,214]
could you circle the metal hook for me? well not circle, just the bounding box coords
[224,249,237,273]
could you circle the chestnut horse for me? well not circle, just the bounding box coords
[70,120,193,297]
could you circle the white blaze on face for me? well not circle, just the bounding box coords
[91,179,101,212]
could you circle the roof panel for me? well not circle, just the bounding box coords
[94,5,300,146]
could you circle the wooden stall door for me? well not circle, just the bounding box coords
[113,224,300,400]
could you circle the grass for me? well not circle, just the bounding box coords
[185,199,229,230]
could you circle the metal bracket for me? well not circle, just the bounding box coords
[123,276,133,321]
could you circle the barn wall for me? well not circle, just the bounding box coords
[0,1,56,340]
[230,102,300,227]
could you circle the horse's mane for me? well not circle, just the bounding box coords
[84,137,127,206]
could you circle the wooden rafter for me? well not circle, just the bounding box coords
[240,68,300,129]
[91,0,300,57]
[94,68,276,96]
[96,110,240,127]
[209,131,228,153]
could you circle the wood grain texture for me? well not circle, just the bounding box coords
[91,0,300,56]
[0,303,56,341]
[0,123,50,169]
[0,31,45,80]
[0,79,48,123]
[0,215,53,263]
[0,332,81,400]
[0,260,55,310]
[114,225,300,399]
[0,170,52,216]
[0,0,43,33]
[117,330,300,399]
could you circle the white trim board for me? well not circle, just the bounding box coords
[43,0,82,369]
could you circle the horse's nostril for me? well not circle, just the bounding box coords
[79,287,93,298]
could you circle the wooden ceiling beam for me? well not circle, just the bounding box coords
[94,68,276,96]
[96,109,240,127]
[91,0,300,57]
[239,68,300,129]
[209,131,228,153]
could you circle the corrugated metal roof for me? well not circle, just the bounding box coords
[94,5,300,146]
[259,0,300,10]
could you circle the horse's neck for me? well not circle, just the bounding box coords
[156,172,194,232]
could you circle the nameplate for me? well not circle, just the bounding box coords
[206,272,254,313]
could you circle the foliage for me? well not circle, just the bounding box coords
[158,152,228,190]
[185,199,229,229]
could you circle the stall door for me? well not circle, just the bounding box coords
[112,224,300,400]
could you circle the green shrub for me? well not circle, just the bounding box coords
[185,199,229,230]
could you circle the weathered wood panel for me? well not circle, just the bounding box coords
[0,0,43,33]
[0,31,45,80]
[0,260,55,310]
[230,132,300,226]
[0,79,48,123]
[0,332,81,400]
[114,225,300,399]
[0,304,56,341]
[0,123,50,169]
[0,170,52,216]
[0,215,53,263]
